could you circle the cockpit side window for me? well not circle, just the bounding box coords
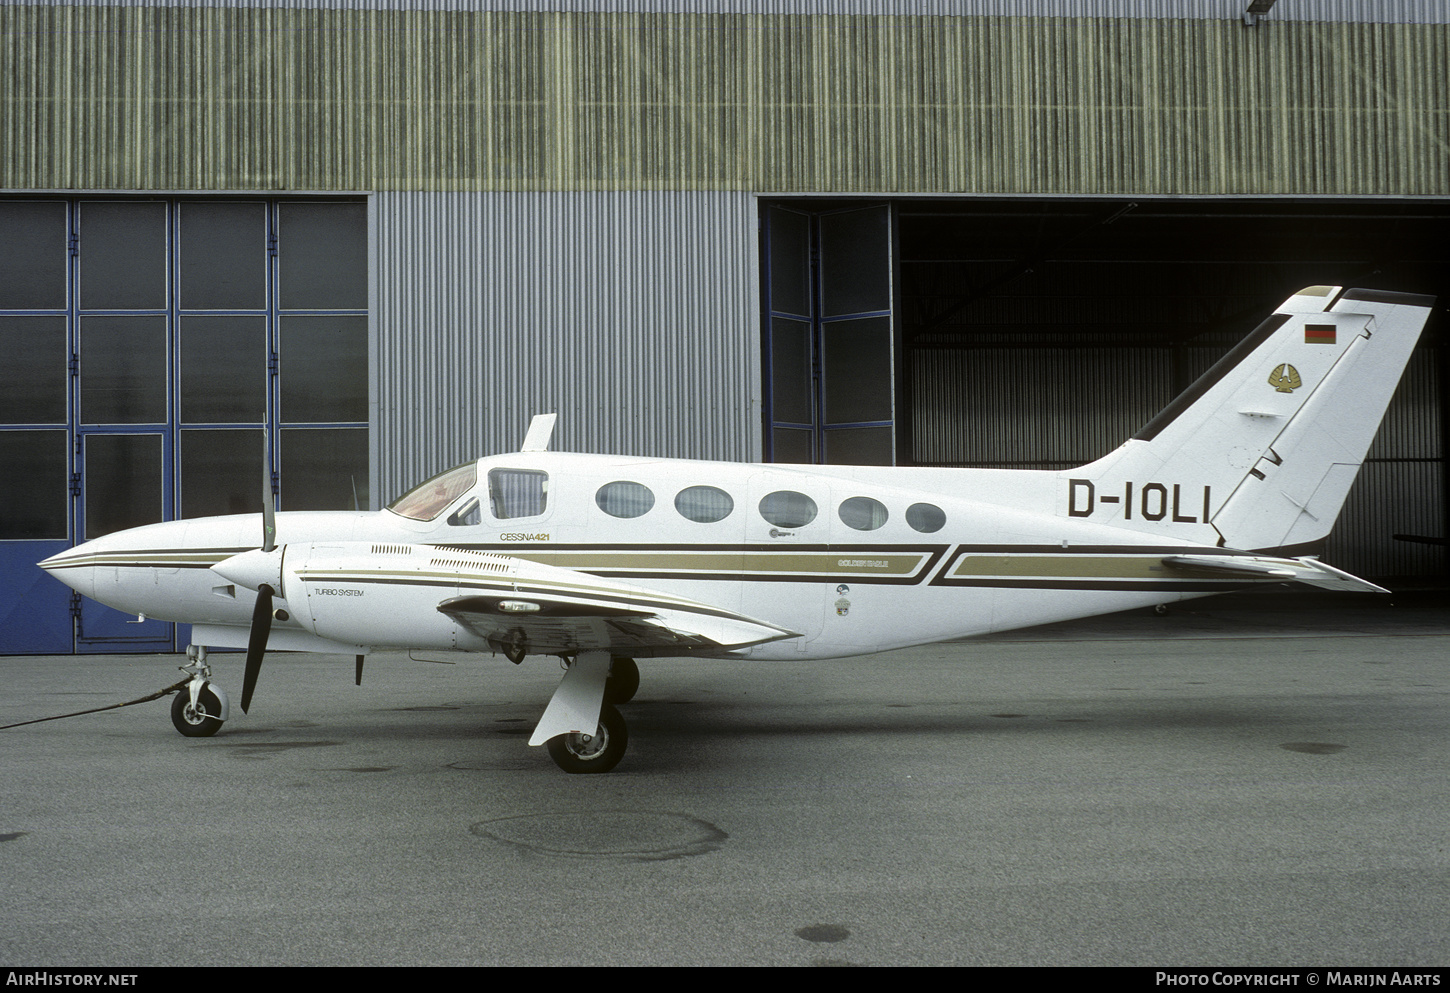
[489,469,548,520]
[387,463,478,522]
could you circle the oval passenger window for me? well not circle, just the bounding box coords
[838,496,888,531]
[596,480,655,519]
[674,485,734,523]
[905,502,946,533]
[759,490,817,528]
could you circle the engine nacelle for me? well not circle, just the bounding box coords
[271,542,507,651]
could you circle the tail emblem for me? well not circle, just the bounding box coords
[1268,364,1302,393]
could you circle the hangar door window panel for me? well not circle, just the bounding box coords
[822,317,893,425]
[180,430,262,520]
[767,207,811,319]
[818,208,891,320]
[79,317,167,425]
[0,202,66,310]
[180,317,267,425]
[179,203,267,311]
[0,431,68,540]
[83,434,164,540]
[771,428,813,465]
[278,203,368,311]
[0,317,66,425]
[771,318,814,427]
[279,316,369,424]
[78,202,166,311]
[281,428,370,512]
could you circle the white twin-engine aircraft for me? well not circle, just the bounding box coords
[40,286,1435,773]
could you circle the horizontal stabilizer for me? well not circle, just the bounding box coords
[1163,555,1296,579]
[1162,554,1388,594]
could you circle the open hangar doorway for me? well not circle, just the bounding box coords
[760,197,1449,582]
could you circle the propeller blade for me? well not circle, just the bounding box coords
[240,584,274,713]
[261,431,276,553]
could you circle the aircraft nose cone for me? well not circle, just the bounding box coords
[37,546,94,597]
[212,548,284,594]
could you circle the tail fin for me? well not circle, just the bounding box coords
[1068,286,1435,551]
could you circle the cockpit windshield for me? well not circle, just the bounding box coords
[386,462,478,522]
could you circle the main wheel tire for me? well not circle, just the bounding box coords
[170,686,224,738]
[605,657,640,704]
[546,703,628,774]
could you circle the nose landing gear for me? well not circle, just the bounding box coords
[170,645,229,737]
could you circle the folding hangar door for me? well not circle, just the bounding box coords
[761,198,1449,582]
[0,198,369,654]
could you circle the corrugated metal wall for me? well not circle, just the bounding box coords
[4,5,1448,195]
[3,2,1442,18]
[371,190,760,504]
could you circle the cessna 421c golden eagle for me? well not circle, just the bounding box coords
[40,286,1435,773]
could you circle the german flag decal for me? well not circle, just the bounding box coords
[1305,323,1337,345]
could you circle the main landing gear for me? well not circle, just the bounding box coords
[170,645,229,737]
[605,656,639,704]
[532,653,639,774]
[546,701,629,774]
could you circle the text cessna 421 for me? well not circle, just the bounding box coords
[41,286,1435,773]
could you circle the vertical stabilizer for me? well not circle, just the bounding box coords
[1065,287,1434,551]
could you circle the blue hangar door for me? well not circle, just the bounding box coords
[0,198,369,654]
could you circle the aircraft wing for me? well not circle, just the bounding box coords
[1162,554,1389,593]
[436,583,801,659]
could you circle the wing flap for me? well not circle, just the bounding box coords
[437,584,800,659]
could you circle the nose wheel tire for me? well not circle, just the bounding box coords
[170,686,224,737]
[546,703,628,774]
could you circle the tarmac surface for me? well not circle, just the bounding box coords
[2,591,1448,967]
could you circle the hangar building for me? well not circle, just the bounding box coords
[1,0,1446,653]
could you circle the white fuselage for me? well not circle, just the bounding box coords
[43,451,1240,662]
